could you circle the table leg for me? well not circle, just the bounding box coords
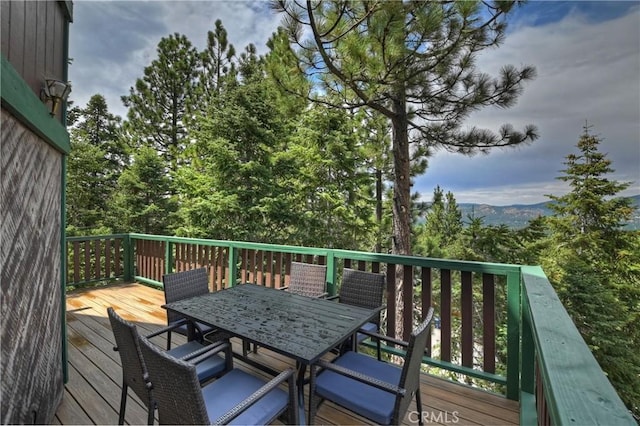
[296,361,307,425]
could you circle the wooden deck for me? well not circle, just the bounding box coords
[56,282,519,425]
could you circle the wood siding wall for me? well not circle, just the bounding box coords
[1,110,64,424]
[1,0,68,120]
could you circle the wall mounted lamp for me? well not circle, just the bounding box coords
[41,78,72,116]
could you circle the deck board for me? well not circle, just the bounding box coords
[57,283,519,425]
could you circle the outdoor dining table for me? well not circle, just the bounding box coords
[162,283,381,424]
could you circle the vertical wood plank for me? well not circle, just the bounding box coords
[83,241,90,282]
[284,253,292,286]
[358,260,366,271]
[386,264,396,339]
[402,265,413,341]
[275,252,283,288]
[73,241,80,283]
[441,269,452,362]
[265,251,273,287]
[8,0,25,74]
[94,240,101,280]
[104,239,111,279]
[422,267,432,356]
[344,259,352,269]
[461,270,473,368]
[114,239,121,277]
[483,273,496,373]
[256,250,264,285]
[1,1,11,57]
[372,262,380,273]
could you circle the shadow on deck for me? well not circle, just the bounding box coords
[56,282,519,425]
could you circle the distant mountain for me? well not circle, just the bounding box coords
[456,195,640,230]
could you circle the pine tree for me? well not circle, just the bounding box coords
[109,147,175,234]
[543,126,640,416]
[122,33,200,174]
[66,94,124,233]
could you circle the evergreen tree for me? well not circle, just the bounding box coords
[66,94,124,233]
[270,0,538,259]
[109,147,175,234]
[542,127,640,416]
[122,33,200,174]
[198,19,236,101]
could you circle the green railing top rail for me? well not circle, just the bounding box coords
[521,266,635,425]
[126,232,522,276]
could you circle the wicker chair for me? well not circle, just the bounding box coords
[163,268,218,349]
[107,307,231,425]
[138,334,299,425]
[334,268,386,359]
[308,307,434,426]
[282,262,328,298]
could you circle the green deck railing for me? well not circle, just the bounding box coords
[65,233,635,425]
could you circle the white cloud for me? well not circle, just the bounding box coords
[415,5,640,204]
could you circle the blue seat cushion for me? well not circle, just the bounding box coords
[315,351,401,425]
[356,322,378,343]
[202,369,289,425]
[167,341,227,382]
[170,320,215,337]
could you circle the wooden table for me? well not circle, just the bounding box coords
[163,283,380,423]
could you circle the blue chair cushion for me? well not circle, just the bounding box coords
[356,322,378,343]
[170,320,215,337]
[202,369,289,425]
[315,351,401,425]
[167,340,227,382]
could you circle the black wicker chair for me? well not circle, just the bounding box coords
[138,334,300,425]
[281,262,328,298]
[308,307,434,426]
[107,307,232,425]
[162,268,219,349]
[333,268,386,359]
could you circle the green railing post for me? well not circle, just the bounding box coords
[520,294,537,425]
[123,234,133,282]
[506,269,521,401]
[165,239,173,276]
[227,245,238,287]
[326,251,337,296]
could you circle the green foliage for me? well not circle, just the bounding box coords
[540,128,640,416]
[122,33,200,174]
[271,0,538,259]
[66,94,124,233]
[109,147,175,234]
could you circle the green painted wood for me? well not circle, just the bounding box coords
[520,391,538,426]
[0,55,70,154]
[520,292,535,395]
[505,269,521,401]
[366,341,508,386]
[521,266,635,425]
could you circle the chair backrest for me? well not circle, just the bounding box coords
[138,334,210,425]
[394,307,434,423]
[288,262,327,298]
[162,268,209,325]
[107,307,151,406]
[339,268,385,324]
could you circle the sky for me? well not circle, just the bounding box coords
[68,1,640,206]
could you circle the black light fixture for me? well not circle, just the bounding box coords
[41,78,72,116]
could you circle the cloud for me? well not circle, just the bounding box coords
[415,5,640,204]
[69,1,281,118]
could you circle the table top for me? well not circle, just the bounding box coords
[163,284,379,364]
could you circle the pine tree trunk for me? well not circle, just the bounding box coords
[391,95,412,340]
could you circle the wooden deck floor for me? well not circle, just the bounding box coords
[56,282,519,425]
